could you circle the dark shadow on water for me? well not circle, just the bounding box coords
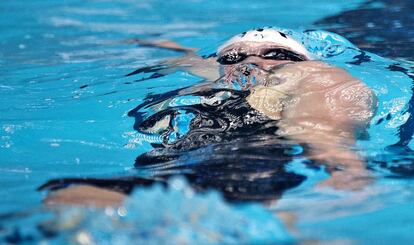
[317,0,414,61]
[130,88,308,202]
[41,88,307,203]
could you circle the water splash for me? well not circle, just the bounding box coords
[1,178,293,244]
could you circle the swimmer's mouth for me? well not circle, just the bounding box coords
[216,48,308,65]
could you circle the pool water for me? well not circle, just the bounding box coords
[1,0,414,244]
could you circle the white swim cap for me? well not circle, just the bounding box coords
[218,27,314,60]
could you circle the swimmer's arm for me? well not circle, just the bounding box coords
[124,38,198,53]
[124,38,220,81]
[274,62,376,189]
[291,87,375,190]
[39,176,161,208]
[246,85,371,190]
[43,185,126,208]
[287,121,373,190]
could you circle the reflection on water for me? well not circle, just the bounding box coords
[132,88,306,202]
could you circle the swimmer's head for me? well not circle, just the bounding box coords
[217,27,314,88]
[217,27,314,66]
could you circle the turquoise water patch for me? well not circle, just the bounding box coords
[3,0,414,244]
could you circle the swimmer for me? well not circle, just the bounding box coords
[127,27,377,190]
[43,27,377,207]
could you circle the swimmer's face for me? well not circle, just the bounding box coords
[217,41,309,87]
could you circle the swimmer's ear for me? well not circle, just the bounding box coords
[124,38,198,53]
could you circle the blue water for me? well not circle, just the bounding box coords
[2,0,414,244]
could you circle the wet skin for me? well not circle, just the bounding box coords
[44,38,377,207]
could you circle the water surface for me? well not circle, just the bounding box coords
[1,0,414,244]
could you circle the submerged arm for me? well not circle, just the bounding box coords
[248,61,377,190]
